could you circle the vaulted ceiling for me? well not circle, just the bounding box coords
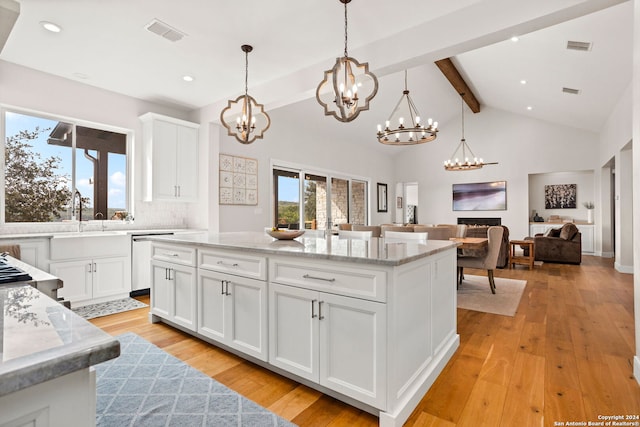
[0,0,632,140]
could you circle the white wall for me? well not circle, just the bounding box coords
[214,98,397,232]
[528,171,595,223]
[0,60,204,232]
[393,106,600,240]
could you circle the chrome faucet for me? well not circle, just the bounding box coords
[73,190,83,231]
[95,212,105,231]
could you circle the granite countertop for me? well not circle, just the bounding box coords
[0,284,120,397]
[0,228,205,240]
[146,231,458,266]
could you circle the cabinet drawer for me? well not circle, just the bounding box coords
[151,243,196,266]
[269,258,386,302]
[199,249,266,280]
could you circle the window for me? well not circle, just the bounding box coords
[273,164,368,230]
[2,110,129,223]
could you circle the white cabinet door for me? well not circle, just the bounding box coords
[269,283,318,382]
[319,292,386,409]
[172,263,197,331]
[198,269,267,361]
[152,119,179,200]
[577,224,594,253]
[50,260,92,302]
[151,260,172,319]
[141,113,199,202]
[175,125,198,200]
[269,282,386,407]
[93,257,128,299]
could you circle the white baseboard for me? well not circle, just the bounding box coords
[614,262,634,274]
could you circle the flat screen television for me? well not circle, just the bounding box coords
[452,181,507,211]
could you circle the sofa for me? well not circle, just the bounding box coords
[524,222,581,264]
[464,225,510,269]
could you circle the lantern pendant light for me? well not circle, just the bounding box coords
[220,44,271,144]
[316,0,378,123]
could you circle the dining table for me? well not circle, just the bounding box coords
[449,237,488,249]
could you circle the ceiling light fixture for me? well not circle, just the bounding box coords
[220,44,271,144]
[40,21,62,33]
[316,0,378,123]
[444,93,497,171]
[376,70,438,145]
[182,75,194,82]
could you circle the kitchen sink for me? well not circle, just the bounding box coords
[50,231,129,260]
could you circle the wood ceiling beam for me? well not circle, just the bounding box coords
[434,58,480,113]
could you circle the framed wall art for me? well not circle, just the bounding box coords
[377,183,388,212]
[452,181,507,211]
[219,153,258,205]
[545,184,576,209]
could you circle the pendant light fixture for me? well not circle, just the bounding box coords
[316,0,378,123]
[376,70,438,145]
[220,44,271,144]
[444,93,497,171]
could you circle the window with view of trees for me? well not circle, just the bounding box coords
[2,110,128,223]
[273,166,368,230]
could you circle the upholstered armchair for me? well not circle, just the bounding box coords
[525,222,581,264]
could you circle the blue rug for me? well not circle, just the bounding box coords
[95,332,297,426]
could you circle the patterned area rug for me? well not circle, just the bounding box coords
[457,274,527,317]
[72,298,148,319]
[95,333,297,427]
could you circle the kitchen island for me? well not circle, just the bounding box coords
[146,231,460,427]
[0,283,120,427]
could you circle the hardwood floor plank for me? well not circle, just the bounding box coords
[88,255,640,426]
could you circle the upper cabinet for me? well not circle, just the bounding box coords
[140,113,199,202]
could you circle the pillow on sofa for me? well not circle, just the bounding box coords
[543,228,560,237]
[559,223,579,240]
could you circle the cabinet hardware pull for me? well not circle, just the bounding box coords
[168,253,179,257]
[303,274,335,282]
[318,301,325,320]
[88,263,92,273]
[220,280,225,295]
[93,262,97,272]
[177,186,181,197]
[225,281,231,296]
[167,268,173,281]
[311,299,317,318]
[217,261,239,267]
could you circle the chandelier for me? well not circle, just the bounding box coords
[376,70,438,145]
[316,0,378,123]
[220,45,271,144]
[444,93,496,171]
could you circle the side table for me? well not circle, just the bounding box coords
[509,239,535,270]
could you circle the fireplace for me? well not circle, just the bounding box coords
[457,217,501,226]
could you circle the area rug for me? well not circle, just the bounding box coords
[95,332,297,427]
[457,274,527,317]
[72,298,148,320]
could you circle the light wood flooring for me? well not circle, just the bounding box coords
[90,255,640,426]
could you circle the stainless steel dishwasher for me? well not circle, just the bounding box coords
[131,232,174,295]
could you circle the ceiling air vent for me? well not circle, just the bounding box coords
[562,87,581,95]
[145,19,186,42]
[566,40,592,51]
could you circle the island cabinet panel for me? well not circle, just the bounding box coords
[268,282,386,409]
[197,269,268,361]
[198,249,267,280]
[150,259,197,331]
[269,258,387,302]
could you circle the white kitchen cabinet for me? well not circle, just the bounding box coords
[51,256,128,305]
[150,243,197,331]
[269,280,386,409]
[0,238,49,270]
[529,223,594,253]
[197,269,267,361]
[140,113,199,202]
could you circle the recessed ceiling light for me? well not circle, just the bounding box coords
[40,21,62,33]
[511,36,519,42]
[520,80,527,85]
[527,106,533,111]
[182,75,194,82]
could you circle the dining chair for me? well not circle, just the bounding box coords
[351,225,382,237]
[384,231,428,241]
[338,230,373,240]
[412,226,450,240]
[456,226,504,294]
[381,225,414,236]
